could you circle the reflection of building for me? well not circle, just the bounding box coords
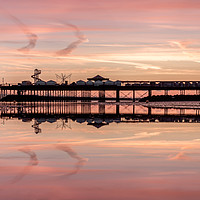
[46,118,57,123]
[1,102,200,134]
[88,122,108,128]
[32,120,41,134]
[22,118,32,122]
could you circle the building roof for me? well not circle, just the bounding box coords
[77,80,85,82]
[87,75,109,81]
[36,80,45,82]
[47,80,56,83]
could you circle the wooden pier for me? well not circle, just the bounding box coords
[1,84,200,102]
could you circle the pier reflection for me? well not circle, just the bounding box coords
[1,102,200,133]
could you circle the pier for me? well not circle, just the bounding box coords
[1,70,200,102]
[1,83,200,102]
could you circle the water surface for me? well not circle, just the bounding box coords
[0,102,200,200]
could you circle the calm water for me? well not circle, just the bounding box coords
[0,102,200,200]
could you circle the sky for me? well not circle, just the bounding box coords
[1,0,200,83]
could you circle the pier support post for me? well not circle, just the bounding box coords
[99,90,105,102]
[180,90,185,95]
[17,90,21,96]
[164,108,168,115]
[82,103,91,114]
[116,104,119,116]
[81,90,85,102]
[116,89,120,102]
[196,90,200,95]
[88,90,91,102]
[133,90,135,102]
[148,90,152,99]
[180,108,185,115]
[148,107,152,116]
[99,104,105,114]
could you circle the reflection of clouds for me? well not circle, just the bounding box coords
[168,152,190,161]
[193,139,200,142]
[153,171,197,176]
[168,141,200,161]
[181,145,193,150]
[11,148,38,184]
[133,131,161,138]
[55,144,88,177]
[67,131,161,145]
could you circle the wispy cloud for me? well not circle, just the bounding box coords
[2,9,38,52]
[169,40,200,62]
[152,24,200,31]
[56,23,88,56]
[56,55,162,70]
[169,40,192,50]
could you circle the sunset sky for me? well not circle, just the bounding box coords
[1,0,200,83]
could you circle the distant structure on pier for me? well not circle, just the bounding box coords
[56,73,72,84]
[87,75,109,81]
[31,69,41,84]
[2,68,200,103]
